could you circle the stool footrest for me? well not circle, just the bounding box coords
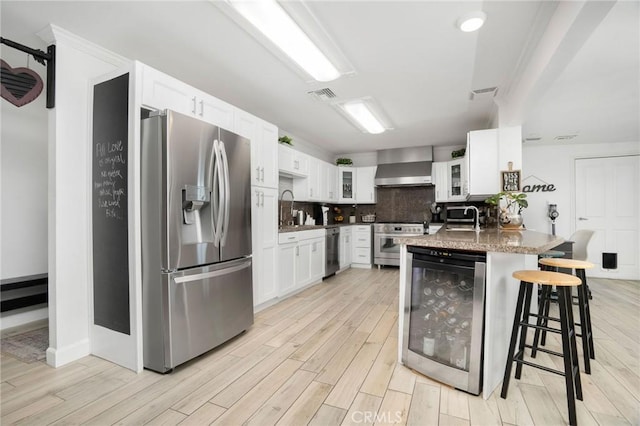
[529,313,560,323]
[524,344,563,358]
[513,357,565,376]
[520,322,562,335]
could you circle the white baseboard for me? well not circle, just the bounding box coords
[0,307,48,331]
[351,263,373,269]
[46,338,91,367]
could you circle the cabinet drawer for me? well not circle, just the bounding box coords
[353,225,371,232]
[353,247,371,263]
[278,233,299,245]
[353,232,371,246]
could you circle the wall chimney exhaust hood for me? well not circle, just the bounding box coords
[375,146,433,186]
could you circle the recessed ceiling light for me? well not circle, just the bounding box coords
[227,0,340,82]
[457,11,487,32]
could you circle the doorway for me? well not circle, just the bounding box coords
[575,155,639,279]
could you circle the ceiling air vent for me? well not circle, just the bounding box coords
[307,88,337,102]
[554,134,578,141]
[469,86,498,100]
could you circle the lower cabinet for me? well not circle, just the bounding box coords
[278,229,325,298]
[339,226,352,270]
[252,187,278,307]
[351,225,373,268]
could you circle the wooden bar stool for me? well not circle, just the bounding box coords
[501,270,583,426]
[535,258,595,374]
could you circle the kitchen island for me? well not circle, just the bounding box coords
[395,228,563,399]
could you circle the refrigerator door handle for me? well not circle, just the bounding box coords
[212,140,225,247]
[219,141,231,247]
[173,259,252,284]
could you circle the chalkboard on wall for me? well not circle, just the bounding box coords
[92,73,130,335]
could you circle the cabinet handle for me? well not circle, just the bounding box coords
[288,236,296,240]
[260,192,265,207]
[346,237,349,243]
[256,166,261,181]
[296,246,299,256]
[312,242,316,252]
[261,167,265,182]
[199,99,204,116]
[192,97,197,115]
[310,188,313,197]
[255,190,260,207]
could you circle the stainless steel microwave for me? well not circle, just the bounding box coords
[446,206,476,223]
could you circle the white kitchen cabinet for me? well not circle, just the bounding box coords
[433,161,448,202]
[141,64,234,129]
[338,167,356,203]
[351,225,372,267]
[278,229,325,297]
[293,157,323,201]
[433,158,468,202]
[355,166,377,204]
[467,129,499,197]
[277,242,297,297]
[339,226,352,270]
[279,144,309,177]
[325,163,338,202]
[448,158,468,201]
[295,240,312,288]
[309,238,325,282]
[235,110,278,189]
[252,187,278,307]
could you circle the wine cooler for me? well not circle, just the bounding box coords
[402,246,486,395]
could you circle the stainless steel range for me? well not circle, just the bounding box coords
[374,222,425,266]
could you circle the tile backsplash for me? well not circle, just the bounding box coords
[374,186,435,223]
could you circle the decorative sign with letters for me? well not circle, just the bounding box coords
[521,175,557,193]
[501,169,521,192]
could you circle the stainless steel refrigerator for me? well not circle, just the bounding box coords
[141,109,253,373]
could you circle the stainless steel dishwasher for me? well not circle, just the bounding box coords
[325,227,340,278]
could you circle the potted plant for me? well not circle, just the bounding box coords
[278,135,293,145]
[336,158,353,166]
[485,191,528,229]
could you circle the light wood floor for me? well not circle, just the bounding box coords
[1,268,639,425]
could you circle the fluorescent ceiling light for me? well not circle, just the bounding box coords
[342,101,386,134]
[457,11,487,32]
[227,0,340,82]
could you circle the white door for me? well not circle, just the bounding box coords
[575,155,639,279]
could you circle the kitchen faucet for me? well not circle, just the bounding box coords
[279,189,295,227]
[464,206,480,233]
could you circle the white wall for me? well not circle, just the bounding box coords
[1,30,50,329]
[1,40,49,280]
[522,141,640,238]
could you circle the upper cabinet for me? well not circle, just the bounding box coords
[433,162,448,203]
[338,167,356,203]
[466,126,522,198]
[447,158,468,201]
[141,65,234,130]
[355,166,377,204]
[279,144,309,177]
[433,158,468,202]
[324,162,338,202]
[293,156,323,201]
[234,110,278,189]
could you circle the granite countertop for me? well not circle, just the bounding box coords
[394,228,564,255]
[278,223,373,233]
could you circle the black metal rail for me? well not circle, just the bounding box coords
[1,37,56,108]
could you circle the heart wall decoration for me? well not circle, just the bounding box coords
[1,59,44,107]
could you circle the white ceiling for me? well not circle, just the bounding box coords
[1,1,638,154]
